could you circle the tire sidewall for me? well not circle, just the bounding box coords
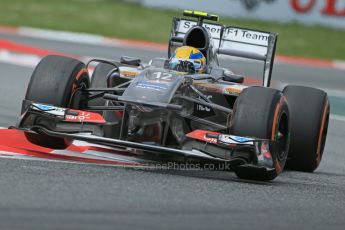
[283,85,330,172]
[230,87,290,180]
[25,55,90,108]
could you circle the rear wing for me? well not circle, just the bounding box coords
[169,14,278,87]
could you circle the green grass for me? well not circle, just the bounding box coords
[0,0,344,60]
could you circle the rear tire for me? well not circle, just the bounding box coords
[230,86,289,181]
[24,55,90,149]
[283,85,330,172]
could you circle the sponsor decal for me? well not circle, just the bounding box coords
[179,20,222,40]
[178,20,270,54]
[180,20,269,44]
[230,135,253,143]
[196,95,212,112]
[182,20,221,34]
[65,110,106,123]
[219,134,254,145]
[187,130,255,145]
[33,104,56,111]
[119,66,140,78]
[240,0,345,18]
[65,111,91,121]
[136,82,168,91]
[225,85,247,95]
[163,0,345,29]
[292,0,345,16]
[31,104,105,123]
[32,103,65,116]
[121,70,139,78]
[186,130,219,144]
[224,28,269,46]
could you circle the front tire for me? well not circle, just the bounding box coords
[89,63,115,109]
[90,63,123,138]
[230,87,290,181]
[283,85,330,172]
[25,55,89,109]
[23,55,90,149]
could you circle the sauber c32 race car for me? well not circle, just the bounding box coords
[17,11,330,181]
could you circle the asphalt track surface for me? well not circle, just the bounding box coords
[0,32,345,230]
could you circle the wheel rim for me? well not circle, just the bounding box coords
[69,74,90,109]
[318,103,330,161]
[276,112,289,161]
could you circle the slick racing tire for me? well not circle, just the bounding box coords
[283,85,330,172]
[230,86,289,181]
[90,63,123,138]
[89,63,115,109]
[24,55,90,149]
[25,55,90,109]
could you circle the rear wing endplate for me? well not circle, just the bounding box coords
[170,17,278,87]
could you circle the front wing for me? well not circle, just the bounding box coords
[18,102,279,175]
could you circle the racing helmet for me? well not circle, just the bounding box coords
[169,46,206,73]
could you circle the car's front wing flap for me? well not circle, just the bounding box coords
[185,130,277,170]
[18,102,278,172]
[20,125,278,173]
[30,127,228,162]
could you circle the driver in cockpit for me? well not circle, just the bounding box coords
[169,46,206,74]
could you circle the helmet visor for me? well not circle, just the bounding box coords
[169,58,202,73]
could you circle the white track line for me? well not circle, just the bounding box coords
[18,27,109,46]
[334,60,345,71]
[0,50,40,68]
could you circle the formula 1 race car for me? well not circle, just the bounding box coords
[17,10,330,181]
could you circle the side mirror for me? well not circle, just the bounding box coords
[223,71,244,84]
[120,56,141,66]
